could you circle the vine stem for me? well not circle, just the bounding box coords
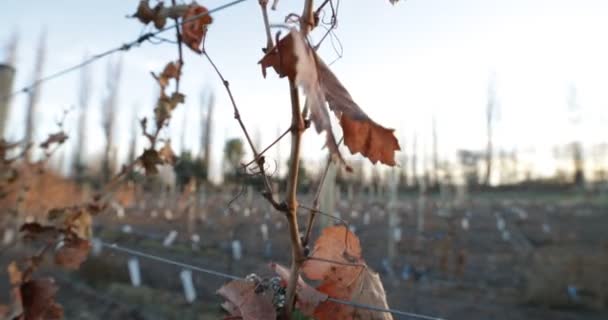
[284,79,306,317]
[283,1,315,318]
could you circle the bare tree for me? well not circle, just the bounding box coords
[24,32,46,161]
[411,131,418,187]
[567,85,585,186]
[399,135,408,187]
[200,90,215,181]
[72,53,92,179]
[127,104,140,164]
[101,57,123,180]
[484,75,498,186]
[432,115,439,186]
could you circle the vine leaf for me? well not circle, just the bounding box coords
[21,278,64,320]
[155,61,182,90]
[181,3,213,53]
[54,237,90,270]
[317,57,400,166]
[259,30,400,167]
[217,279,277,320]
[302,226,393,320]
[301,225,363,285]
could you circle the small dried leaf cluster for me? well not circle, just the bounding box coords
[2,202,103,319]
[133,0,213,53]
[259,30,400,167]
[134,0,214,176]
[218,226,392,320]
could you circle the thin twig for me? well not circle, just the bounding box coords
[202,48,283,211]
[242,126,290,168]
[258,0,274,51]
[299,204,348,226]
[302,136,343,246]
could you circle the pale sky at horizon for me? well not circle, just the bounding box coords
[1,0,608,182]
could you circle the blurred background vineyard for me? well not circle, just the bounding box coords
[2,1,608,319]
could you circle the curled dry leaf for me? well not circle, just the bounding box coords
[270,263,328,317]
[302,225,363,284]
[159,140,177,166]
[19,223,59,240]
[140,148,163,175]
[259,30,345,167]
[181,3,213,53]
[39,132,68,150]
[54,237,90,270]
[317,58,400,166]
[259,30,400,167]
[302,225,393,320]
[8,262,23,286]
[21,278,63,320]
[155,61,182,89]
[65,209,93,240]
[217,279,276,320]
[132,0,189,29]
[154,92,185,128]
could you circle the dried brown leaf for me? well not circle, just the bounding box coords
[39,132,68,150]
[54,237,90,270]
[21,278,63,320]
[259,30,400,167]
[302,226,393,320]
[217,280,276,320]
[181,4,213,54]
[316,58,400,166]
[314,269,392,320]
[259,30,345,166]
[140,148,163,175]
[302,225,363,283]
[133,0,189,29]
[8,262,23,286]
[159,140,177,166]
[156,61,182,89]
[19,223,59,239]
[259,30,300,80]
[67,210,92,240]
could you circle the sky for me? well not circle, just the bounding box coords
[1,0,608,182]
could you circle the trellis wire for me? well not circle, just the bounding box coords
[100,240,446,320]
[0,0,249,103]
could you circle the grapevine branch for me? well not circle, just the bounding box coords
[284,78,306,317]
